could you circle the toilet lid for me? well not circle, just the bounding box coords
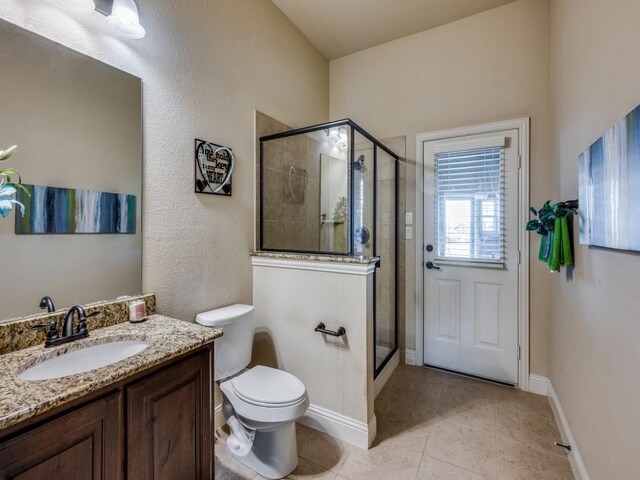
[231,366,307,406]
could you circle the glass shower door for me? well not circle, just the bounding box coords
[375,146,397,373]
[352,130,374,257]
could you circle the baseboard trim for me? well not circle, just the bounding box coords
[299,403,375,449]
[403,348,417,366]
[214,401,374,449]
[548,381,591,480]
[374,350,399,398]
[528,374,549,396]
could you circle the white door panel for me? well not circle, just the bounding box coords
[435,279,460,341]
[423,129,519,384]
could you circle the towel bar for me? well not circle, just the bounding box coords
[314,322,346,337]
[557,199,578,209]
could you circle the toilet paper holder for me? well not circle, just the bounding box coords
[314,322,346,337]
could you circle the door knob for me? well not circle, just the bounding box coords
[425,261,441,270]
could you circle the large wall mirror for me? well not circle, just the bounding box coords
[0,19,142,321]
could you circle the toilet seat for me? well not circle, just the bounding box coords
[231,366,306,407]
[220,366,309,425]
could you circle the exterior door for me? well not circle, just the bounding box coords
[422,129,520,384]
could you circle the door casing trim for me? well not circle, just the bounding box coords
[414,117,530,391]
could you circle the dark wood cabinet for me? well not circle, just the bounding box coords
[0,392,123,480]
[127,350,211,480]
[0,347,212,480]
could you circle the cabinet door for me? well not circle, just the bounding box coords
[0,392,123,480]
[127,350,211,480]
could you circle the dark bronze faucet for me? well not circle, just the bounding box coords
[39,296,56,313]
[32,304,99,348]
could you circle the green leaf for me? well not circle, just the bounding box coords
[0,145,17,161]
[0,168,20,177]
[526,220,541,231]
[5,182,30,197]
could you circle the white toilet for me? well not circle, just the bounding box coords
[196,304,309,479]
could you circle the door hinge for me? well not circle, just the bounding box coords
[517,345,521,360]
[517,250,521,265]
[518,154,522,169]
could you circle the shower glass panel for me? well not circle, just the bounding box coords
[259,119,399,377]
[320,150,349,253]
[260,125,350,254]
[375,147,397,372]
[353,131,374,257]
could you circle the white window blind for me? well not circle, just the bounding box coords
[434,146,504,264]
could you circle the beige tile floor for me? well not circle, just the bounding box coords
[215,364,574,480]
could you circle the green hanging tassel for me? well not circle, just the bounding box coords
[548,218,562,272]
[538,235,547,261]
[560,216,573,266]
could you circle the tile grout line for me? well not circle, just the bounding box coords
[423,453,492,479]
[429,375,499,479]
[415,378,446,478]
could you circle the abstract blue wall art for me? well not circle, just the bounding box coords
[15,185,136,234]
[579,105,640,251]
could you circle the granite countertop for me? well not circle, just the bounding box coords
[0,315,222,430]
[251,251,380,265]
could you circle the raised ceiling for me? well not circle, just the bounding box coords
[271,0,517,59]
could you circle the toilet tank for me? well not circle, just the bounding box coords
[195,304,254,381]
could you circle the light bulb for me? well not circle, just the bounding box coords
[325,127,340,142]
[56,0,96,13]
[106,0,146,39]
[338,126,348,143]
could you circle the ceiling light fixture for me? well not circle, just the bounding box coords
[338,126,348,143]
[106,0,146,39]
[56,0,96,13]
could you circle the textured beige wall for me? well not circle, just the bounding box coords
[0,0,329,322]
[329,0,551,376]
[549,1,640,477]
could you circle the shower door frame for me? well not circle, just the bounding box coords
[259,118,400,378]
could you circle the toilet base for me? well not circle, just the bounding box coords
[227,420,298,479]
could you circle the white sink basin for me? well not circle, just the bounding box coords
[18,338,150,381]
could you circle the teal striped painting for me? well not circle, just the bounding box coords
[579,105,640,251]
[15,185,136,234]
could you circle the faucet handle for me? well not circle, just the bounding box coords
[77,310,98,334]
[32,321,60,342]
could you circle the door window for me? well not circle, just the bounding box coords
[434,147,504,264]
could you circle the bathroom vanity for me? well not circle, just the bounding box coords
[0,314,222,479]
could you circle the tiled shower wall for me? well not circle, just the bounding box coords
[256,111,330,252]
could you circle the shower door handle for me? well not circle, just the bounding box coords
[355,227,370,245]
